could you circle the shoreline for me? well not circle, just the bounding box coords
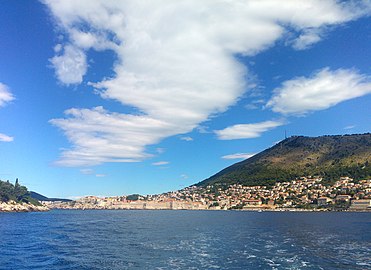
[2,200,369,213]
[2,207,369,213]
[43,207,370,213]
[0,201,49,213]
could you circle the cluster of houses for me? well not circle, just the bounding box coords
[160,176,371,210]
[43,177,371,211]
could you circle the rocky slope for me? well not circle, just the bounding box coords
[0,200,48,212]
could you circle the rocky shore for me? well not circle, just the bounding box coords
[0,201,49,212]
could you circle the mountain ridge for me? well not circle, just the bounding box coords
[30,191,72,202]
[197,133,371,187]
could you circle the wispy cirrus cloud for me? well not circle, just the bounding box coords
[80,168,106,177]
[43,0,371,166]
[180,136,193,142]
[0,82,14,143]
[0,82,14,107]
[152,161,169,166]
[222,153,256,160]
[344,125,356,130]
[0,133,13,142]
[215,120,283,140]
[267,68,371,115]
[80,168,94,175]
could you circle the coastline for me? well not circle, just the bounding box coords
[0,201,49,213]
[2,203,369,212]
[43,204,370,213]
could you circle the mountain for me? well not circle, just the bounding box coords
[30,191,72,202]
[197,133,371,187]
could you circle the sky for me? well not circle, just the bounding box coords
[0,0,370,199]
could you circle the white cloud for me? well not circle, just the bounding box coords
[0,133,13,142]
[291,28,322,50]
[0,83,14,107]
[215,120,283,140]
[180,136,193,141]
[344,125,355,130]
[50,106,188,166]
[95,174,106,177]
[0,83,14,143]
[222,153,256,160]
[152,161,169,166]
[50,45,88,85]
[43,0,371,166]
[267,68,371,115]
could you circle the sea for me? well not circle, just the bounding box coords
[0,210,370,270]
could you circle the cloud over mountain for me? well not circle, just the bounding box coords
[44,0,371,166]
[267,68,371,115]
[222,153,256,160]
[215,120,284,140]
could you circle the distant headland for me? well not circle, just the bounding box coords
[0,179,48,212]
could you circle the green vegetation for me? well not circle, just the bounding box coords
[198,133,371,187]
[0,178,40,206]
[126,194,140,201]
[209,201,220,208]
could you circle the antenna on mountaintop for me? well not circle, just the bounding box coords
[285,130,287,139]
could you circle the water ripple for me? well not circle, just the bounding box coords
[0,211,369,269]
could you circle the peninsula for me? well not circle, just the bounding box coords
[0,179,48,212]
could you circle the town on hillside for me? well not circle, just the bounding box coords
[44,176,371,211]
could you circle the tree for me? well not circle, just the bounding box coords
[0,178,40,205]
[126,194,140,201]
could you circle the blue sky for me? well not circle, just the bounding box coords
[0,1,370,198]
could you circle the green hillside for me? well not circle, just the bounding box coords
[198,133,371,187]
[0,179,41,205]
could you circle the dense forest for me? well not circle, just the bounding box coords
[0,179,40,205]
[198,133,371,187]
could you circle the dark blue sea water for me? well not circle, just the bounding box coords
[0,210,370,270]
